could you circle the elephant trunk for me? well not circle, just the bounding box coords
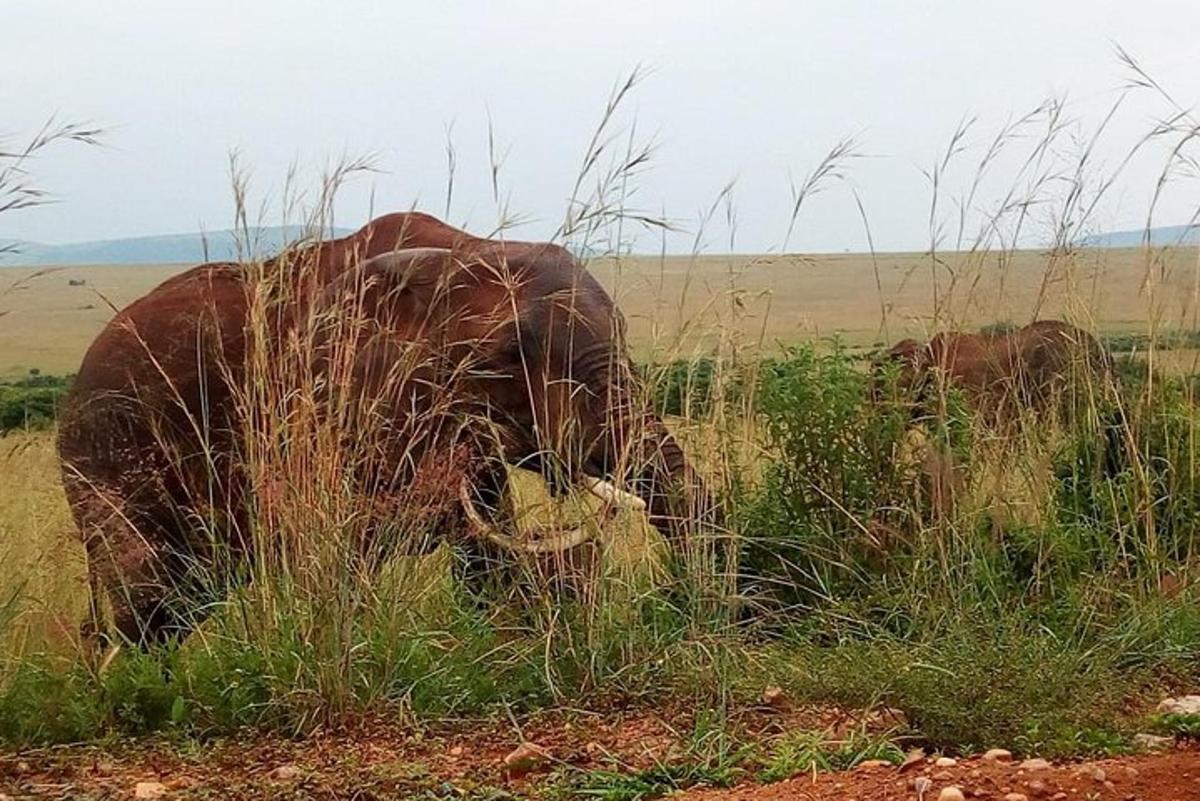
[574,347,718,544]
[628,417,718,543]
[590,390,717,544]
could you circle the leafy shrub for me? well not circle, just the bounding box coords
[646,357,754,418]
[1102,330,1200,353]
[979,319,1018,336]
[1054,371,1200,567]
[735,345,917,610]
[0,373,72,432]
[649,358,720,417]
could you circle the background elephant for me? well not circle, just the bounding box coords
[877,320,1112,422]
[57,213,713,647]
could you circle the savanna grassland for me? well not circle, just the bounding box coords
[4,239,1200,800]
[2,245,1198,378]
[6,56,1200,797]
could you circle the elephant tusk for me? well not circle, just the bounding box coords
[582,476,647,511]
[458,478,593,554]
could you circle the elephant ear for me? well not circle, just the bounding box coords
[310,246,518,385]
[315,247,456,325]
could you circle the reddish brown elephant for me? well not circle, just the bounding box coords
[57,212,713,646]
[879,320,1111,419]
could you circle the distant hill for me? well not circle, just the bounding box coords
[0,226,353,266]
[1079,224,1200,249]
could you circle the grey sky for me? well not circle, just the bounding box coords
[5,1,1200,253]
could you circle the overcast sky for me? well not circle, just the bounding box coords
[4,1,1200,253]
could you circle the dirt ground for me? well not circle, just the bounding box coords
[686,749,1200,801]
[0,703,1194,800]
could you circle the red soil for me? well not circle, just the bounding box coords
[683,748,1200,801]
[1,704,1194,800]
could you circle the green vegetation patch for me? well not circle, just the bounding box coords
[0,372,72,433]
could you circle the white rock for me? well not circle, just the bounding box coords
[1156,694,1200,715]
[870,706,910,727]
[983,748,1013,762]
[761,685,788,707]
[503,741,550,776]
[1132,732,1174,751]
[937,787,966,801]
[857,758,892,769]
[134,783,166,800]
[900,748,927,772]
[935,756,958,767]
[1003,794,1029,801]
[1019,758,1051,771]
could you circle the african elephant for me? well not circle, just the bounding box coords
[876,320,1112,421]
[57,212,714,647]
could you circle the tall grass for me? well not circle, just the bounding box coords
[3,55,1200,765]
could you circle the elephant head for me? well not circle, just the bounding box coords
[309,242,715,558]
[869,338,921,407]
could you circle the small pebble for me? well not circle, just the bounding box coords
[936,756,958,767]
[1020,758,1052,771]
[1003,794,1029,801]
[761,685,787,707]
[1090,767,1106,782]
[983,748,1014,763]
[271,765,301,780]
[900,748,927,772]
[938,787,966,801]
[503,741,550,777]
[134,783,166,800]
[1156,694,1200,715]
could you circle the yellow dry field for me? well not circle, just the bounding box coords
[2,246,1199,378]
[0,432,89,654]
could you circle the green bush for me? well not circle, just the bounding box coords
[648,358,719,417]
[979,319,1018,336]
[735,345,918,611]
[0,373,72,432]
[1054,370,1200,568]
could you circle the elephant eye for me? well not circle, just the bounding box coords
[499,341,525,365]
[505,320,545,362]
